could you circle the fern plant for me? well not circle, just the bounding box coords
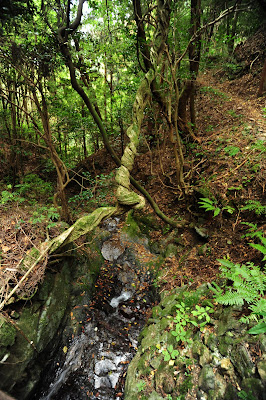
[250,237,266,262]
[210,259,266,306]
[241,200,266,216]
[241,223,266,262]
[209,258,266,334]
[199,197,235,217]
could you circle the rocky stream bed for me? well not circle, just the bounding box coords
[0,215,265,400]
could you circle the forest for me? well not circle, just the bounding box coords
[0,0,266,399]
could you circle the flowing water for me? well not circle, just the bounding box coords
[34,219,157,400]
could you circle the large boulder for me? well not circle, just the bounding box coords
[0,238,103,400]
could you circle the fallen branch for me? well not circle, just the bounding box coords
[0,248,48,311]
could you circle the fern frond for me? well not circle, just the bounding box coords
[249,299,266,316]
[208,281,223,296]
[234,284,258,303]
[240,314,259,324]
[216,290,244,306]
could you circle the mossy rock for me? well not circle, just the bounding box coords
[147,392,164,400]
[163,243,179,258]
[241,378,265,400]
[133,211,161,234]
[0,261,72,399]
[122,211,143,239]
[0,316,16,347]
[199,364,216,391]
[230,343,255,379]
[155,368,175,394]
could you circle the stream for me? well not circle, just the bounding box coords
[33,218,157,400]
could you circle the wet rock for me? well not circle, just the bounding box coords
[257,355,266,382]
[199,365,215,391]
[230,344,255,378]
[108,372,120,388]
[119,305,134,319]
[0,262,72,399]
[101,238,126,261]
[94,376,112,389]
[102,217,120,232]
[95,359,116,375]
[110,290,132,308]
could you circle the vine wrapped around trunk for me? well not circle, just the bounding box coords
[0,0,173,311]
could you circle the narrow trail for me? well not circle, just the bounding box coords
[198,70,266,141]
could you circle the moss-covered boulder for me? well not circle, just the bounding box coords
[0,242,103,400]
[124,285,266,400]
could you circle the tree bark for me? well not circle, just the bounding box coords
[133,0,152,72]
[257,58,266,97]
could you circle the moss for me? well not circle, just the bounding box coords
[178,374,193,395]
[218,336,233,356]
[136,352,152,376]
[152,305,163,319]
[133,211,161,234]
[0,316,16,347]
[123,211,143,239]
[241,378,265,399]
[159,317,171,331]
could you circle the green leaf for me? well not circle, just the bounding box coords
[168,345,173,353]
[248,322,266,335]
[213,207,221,217]
[250,244,266,255]
[163,352,171,361]
[199,197,214,205]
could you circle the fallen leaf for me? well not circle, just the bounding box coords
[1,245,10,253]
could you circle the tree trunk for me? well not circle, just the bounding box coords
[257,58,266,97]
[32,89,71,222]
[133,0,152,72]
[189,0,201,131]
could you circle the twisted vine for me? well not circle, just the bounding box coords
[0,0,175,310]
[116,0,172,211]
